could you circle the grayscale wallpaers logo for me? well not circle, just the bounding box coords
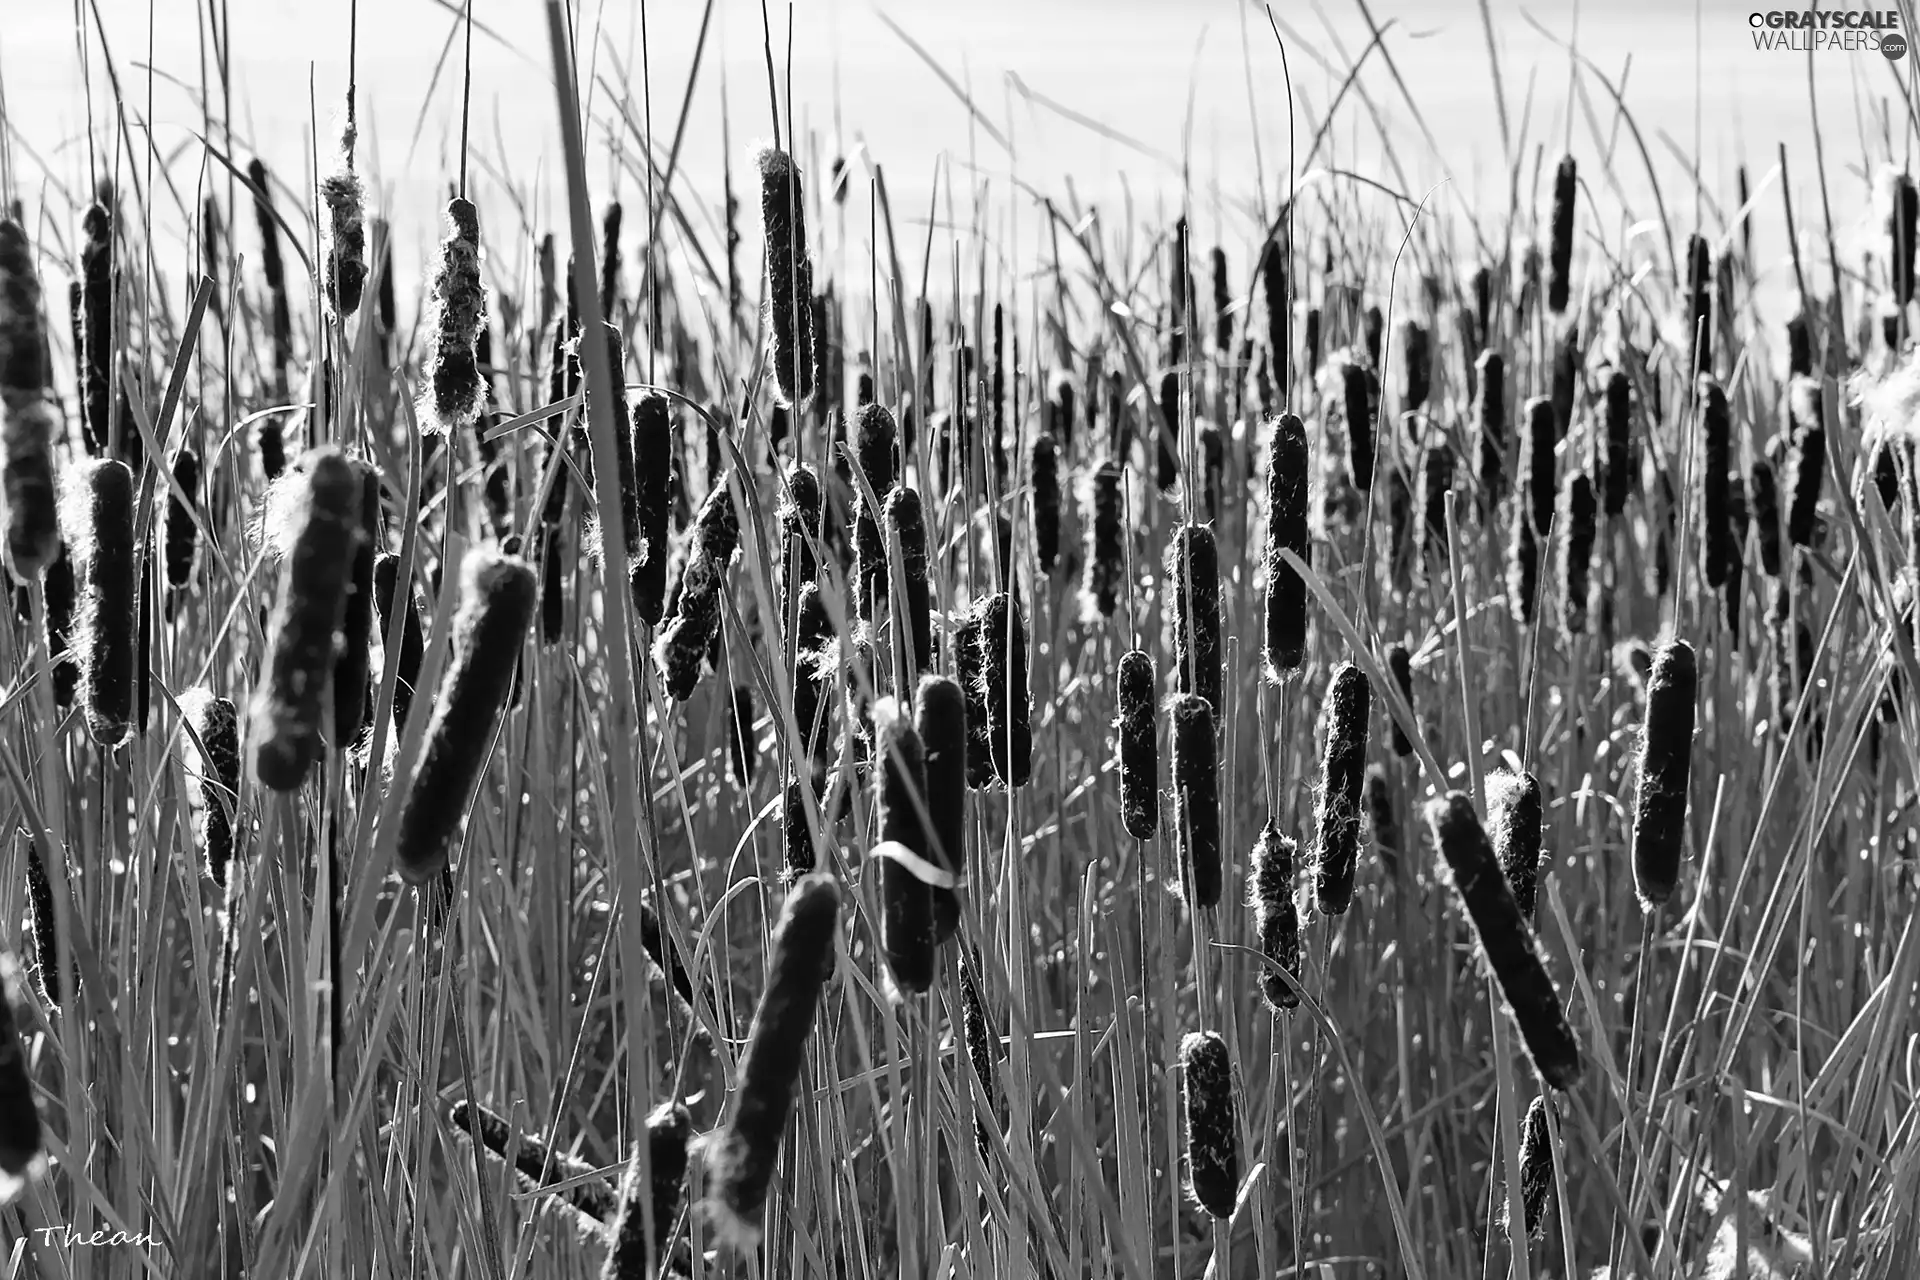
[1749,10,1905,58]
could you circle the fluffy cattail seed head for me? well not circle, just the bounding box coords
[1486,769,1544,921]
[419,198,487,436]
[1631,640,1696,910]
[872,698,939,995]
[319,118,367,319]
[1750,458,1783,577]
[1503,1096,1556,1241]
[1248,823,1300,1011]
[1171,693,1222,908]
[1425,791,1583,1089]
[1313,663,1371,915]
[1179,1031,1238,1218]
[654,475,741,701]
[63,459,136,746]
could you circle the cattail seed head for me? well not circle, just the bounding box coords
[0,221,58,580]
[333,463,379,750]
[914,675,968,942]
[0,218,46,399]
[1248,823,1300,1011]
[419,198,487,436]
[0,954,45,1197]
[1386,643,1416,757]
[1031,433,1061,575]
[1313,663,1371,914]
[1156,370,1181,492]
[1508,504,1539,627]
[699,872,840,1250]
[372,552,426,735]
[1166,523,1222,713]
[598,201,624,316]
[1261,236,1290,395]
[1116,650,1160,840]
[1081,461,1124,622]
[164,448,201,590]
[1631,640,1696,910]
[179,688,241,887]
[1420,439,1455,572]
[885,487,933,673]
[1305,306,1323,376]
[969,592,1032,788]
[757,147,816,408]
[449,1099,616,1224]
[960,951,1001,1152]
[393,548,536,885]
[1171,693,1222,908]
[1509,1096,1556,1241]
[1425,791,1583,1089]
[599,1101,691,1278]
[1750,458,1783,577]
[1560,471,1597,637]
[873,698,938,995]
[1400,319,1431,412]
[1602,369,1632,516]
[776,462,820,622]
[1179,1031,1238,1218]
[1341,357,1376,491]
[43,546,76,707]
[1364,764,1402,878]
[62,459,136,746]
[851,404,897,620]
[1486,769,1544,922]
[1701,379,1733,588]
[23,839,62,1009]
[1474,351,1507,513]
[1784,379,1825,547]
[1263,413,1310,680]
[319,119,367,319]
[78,199,114,456]
[654,475,741,701]
[1522,396,1556,537]
[1686,233,1714,375]
[1547,156,1576,314]
[1889,170,1919,309]
[781,777,817,883]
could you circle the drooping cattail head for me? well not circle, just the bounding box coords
[1486,768,1544,922]
[1385,643,1416,757]
[1784,379,1825,547]
[969,592,1032,789]
[1502,1096,1556,1242]
[1603,369,1632,516]
[1425,791,1583,1090]
[872,697,939,996]
[319,117,367,319]
[1750,458,1783,577]
[448,1098,617,1224]
[1560,471,1597,637]
[419,198,487,436]
[62,459,136,746]
[1700,378,1733,588]
[600,1101,691,1278]
[757,147,816,409]
[1474,350,1507,514]
[776,463,821,618]
[1116,650,1160,841]
[914,674,968,942]
[1170,693,1222,908]
[1179,1031,1238,1218]
[392,548,536,885]
[1264,413,1310,680]
[1312,663,1371,915]
[1166,523,1222,713]
[179,688,241,887]
[1631,640,1696,910]
[654,475,741,701]
[885,487,932,673]
[1522,396,1557,538]
[699,871,840,1250]
[1547,156,1576,314]
[1031,433,1061,576]
[0,954,46,1199]
[1248,822,1300,1011]
[23,838,62,1009]
[1081,460,1124,623]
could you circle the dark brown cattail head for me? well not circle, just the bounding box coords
[1420,439,1455,571]
[1701,378,1733,588]
[1363,304,1384,369]
[1171,693,1222,908]
[1179,1031,1238,1218]
[1116,651,1159,841]
[1486,768,1544,922]
[23,839,62,1009]
[884,487,933,673]
[781,776,817,883]
[1081,461,1124,623]
[393,548,537,885]
[1248,823,1300,1011]
[1211,245,1232,354]
[1784,379,1825,547]
[699,871,841,1251]
[0,217,46,399]
[1031,433,1061,576]
[1522,396,1556,537]
[1304,307,1323,377]
[872,697,940,996]
[319,118,367,320]
[960,950,1001,1153]
[43,545,76,707]
[1889,170,1919,309]
[1548,156,1577,314]
[914,674,968,942]
[1750,458,1783,577]
[419,198,487,436]
[757,147,816,409]
[1508,504,1539,628]
[179,688,242,888]
[1341,357,1376,491]
[1425,791,1583,1090]
[601,1101,692,1278]
[372,552,427,735]
[1603,369,1632,516]
[0,954,46,1193]
[1156,369,1180,492]
[654,475,740,701]
[1264,413,1310,680]
[77,198,114,455]
[1560,471,1597,637]
[1166,523,1222,713]
[969,592,1031,789]
[851,404,898,619]
[448,1098,617,1224]
[776,462,821,616]
[1400,320,1431,411]
[63,458,136,747]
[0,220,58,580]
[1550,331,1577,443]
[1631,640,1696,910]
[1386,643,1416,757]
[1363,764,1401,879]
[333,463,380,750]
[1261,236,1290,396]
[1503,1096,1556,1241]
[1686,233,1714,375]
[1313,663,1371,915]
[163,448,201,590]
[1474,350,1507,514]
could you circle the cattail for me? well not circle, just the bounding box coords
[1425,791,1583,1090]
[1082,461,1124,621]
[991,304,1010,483]
[247,160,292,383]
[1304,306,1323,377]
[44,546,76,707]
[1474,351,1506,513]
[885,487,932,672]
[373,553,427,735]
[654,475,740,701]
[320,117,367,319]
[960,950,1000,1151]
[699,871,840,1250]
[1508,505,1539,627]
[1521,397,1556,537]
[1602,369,1632,516]
[1560,471,1597,636]
[179,688,241,887]
[1314,663,1371,915]
[1546,156,1577,314]
[873,698,938,995]
[1110,650,1162,843]
[62,459,136,746]
[1171,693,1221,908]
[251,450,363,787]
[419,198,487,436]
[757,147,816,408]
[1179,1031,1237,1218]
[1031,433,1061,575]
[1420,439,1455,571]
[1750,458,1783,577]
[776,463,820,616]
[78,199,114,455]
[23,840,62,1009]
[1363,304,1384,368]
[1700,379,1733,587]
[1786,311,1813,378]
[1248,823,1300,1011]
[1261,237,1290,395]
[0,218,58,578]
[599,1101,692,1278]
[1504,1095,1556,1241]
[727,684,757,789]
[1364,763,1402,878]
[915,675,967,942]
[1264,413,1310,679]
[1549,332,1577,443]
[1891,170,1919,309]
[1401,320,1431,411]
[1157,369,1180,491]
[1385,643,1415,757]
[0,954,45,1197]
[1686,234,1713,375]
[449,1099,616,1223]
[332,464,379,749]
[1784,379,1824,547]
[851,403,897,620]
[781,777,817,882]
[970,592,1031,789]
[163,448,201,590]
[597,201,624,317]
[372,217,396,348]
[392,549,536,884]
[1167,524,1222,713]
[1631,640,1695,910]
[1211,245,1232,354]
[1486,769,1544,922]
[1342,358,1375,491]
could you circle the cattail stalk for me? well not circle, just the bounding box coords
[1179,1031,1237,1218]
[1631,640,1696,910]
[1171,693,1221,908]
[1248,823,1300,1011]
[1264,413,1310,679]
[64,459,136,746]
[1313,663,1371,914]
